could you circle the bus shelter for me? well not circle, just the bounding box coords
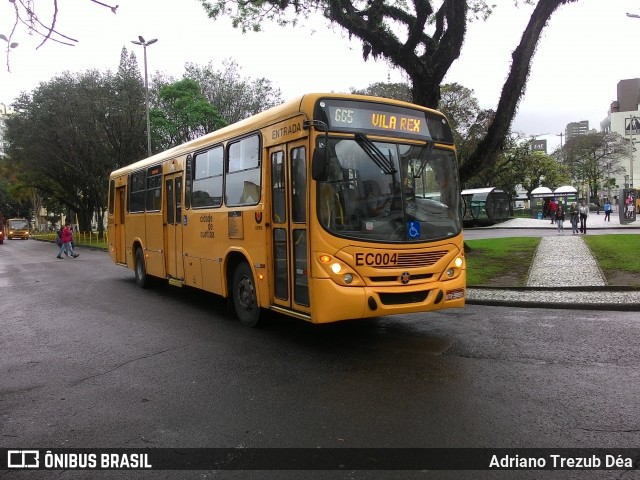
[529,186,553,219]
[553,185,578,209]
[461,187,510,226]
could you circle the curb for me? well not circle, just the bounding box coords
[466,287,640,311]
[465,298,640,312]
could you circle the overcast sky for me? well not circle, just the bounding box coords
[0,0,635,151]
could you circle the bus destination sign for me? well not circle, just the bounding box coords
[316,99,432,139]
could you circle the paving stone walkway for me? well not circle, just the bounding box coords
[526,235,605,287]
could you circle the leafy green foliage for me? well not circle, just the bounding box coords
[4,55,147,232]
[150,78,227,150]
[184,59,283,124]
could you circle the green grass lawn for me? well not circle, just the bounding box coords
[584,234,640,287]
[464,237,540,287]
[465,234,640,287]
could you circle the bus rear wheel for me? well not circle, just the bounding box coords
[134,247,149,289]
[232,263,262,327]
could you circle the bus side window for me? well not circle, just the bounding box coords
[271,151,286,224]
[129,170,146,213]
[226,135,261,207]
[291,147,306,223]
[192,146,223,208]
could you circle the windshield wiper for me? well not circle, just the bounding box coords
[354,133,397,175]
[413,142,434,178]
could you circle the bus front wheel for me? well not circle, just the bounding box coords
[134,247,149,289]
[232,263,262,327]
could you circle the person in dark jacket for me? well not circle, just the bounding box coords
[569,203,579,234]
[556,204,565,234]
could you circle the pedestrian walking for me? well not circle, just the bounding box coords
[603,200,612,222]
[548,198,558,224]
[56,222,79,259]
[556,204,565,234]
[578,200,589,234]
[569,203,579,234]
[55,225,69,257]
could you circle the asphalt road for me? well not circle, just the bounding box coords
[1,239,639,480]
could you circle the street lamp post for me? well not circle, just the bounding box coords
[131,35,157,158]
[626,14,639,188]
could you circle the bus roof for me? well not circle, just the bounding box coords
[110,93,446,178]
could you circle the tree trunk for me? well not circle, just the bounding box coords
[459,0,576,184]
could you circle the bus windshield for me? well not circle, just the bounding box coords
[9,219,29,230]
[318,137,462,242]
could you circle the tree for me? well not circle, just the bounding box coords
[561,132,629,201]
[350,82,412,103]
[184,59,283,124]
[0,0,119,71]
[199,0,578,183]
[150,78,227,150]
[353,80,494,176]
[5,64,147,234]
[0,162,32,219]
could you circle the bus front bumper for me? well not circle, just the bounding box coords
[310,276,466,324]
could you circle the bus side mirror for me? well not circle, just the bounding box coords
[312,147,328,181]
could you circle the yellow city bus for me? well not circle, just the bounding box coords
[107,93,465,326]
[7,218,30,240]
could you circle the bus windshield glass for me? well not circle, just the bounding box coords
[317,137,462,242]
[9,219,29,230]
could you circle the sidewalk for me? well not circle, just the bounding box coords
[465,215,640,311]
[485,210,639,230]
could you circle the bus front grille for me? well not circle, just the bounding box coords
[378,290,429,305]
[377,251,448,269]
[369,273,434,283]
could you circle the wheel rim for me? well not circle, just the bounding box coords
[237,275,256,313]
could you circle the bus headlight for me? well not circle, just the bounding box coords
[317,254,363,286]
[439,256,464,281]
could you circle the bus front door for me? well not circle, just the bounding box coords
[268,143,310,314]
[115,186,126,264]
[164,173,184,280]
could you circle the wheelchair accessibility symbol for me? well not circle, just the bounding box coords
[408,221,420,239]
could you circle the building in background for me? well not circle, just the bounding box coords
[0,102,15,158]
[601,78,640,194]
[565,120,589,141]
